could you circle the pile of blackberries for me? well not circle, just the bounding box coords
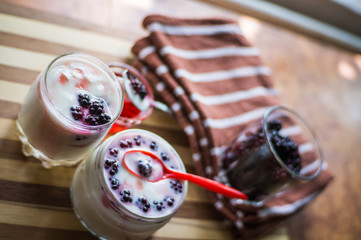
[70,92,111,125]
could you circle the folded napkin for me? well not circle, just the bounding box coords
[131,15,333,239]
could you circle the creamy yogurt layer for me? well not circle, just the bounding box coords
[102,130,187,218]
[46,57,120,126]
[17,53,123,166]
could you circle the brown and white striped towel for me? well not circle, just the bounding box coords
[131,15,333,239]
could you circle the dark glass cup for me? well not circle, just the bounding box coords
[222,106,323,203]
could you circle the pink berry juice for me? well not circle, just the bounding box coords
[71,129,187,240]
[107,63,154,133]
[17,53,123,168]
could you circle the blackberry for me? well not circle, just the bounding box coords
[109,148,119,157]
[70,106,83,120]
[99,113,111,124]
[156,203,163,211]
[85,114,100,125]
[134,136,142,146]
[140,197,147,204]
[165,197,174,206]
[268,120,282,131]
[138,159,153,178]
[104,158,115,169]
[112,162,119,170]
[89,100,104,115]
[150,141,157,150]
[160,152,169,161]
[127,71,148,100]
[170,180,183,193]
[120,140,129,148]
[120,189,132,203]
[109,167,118,175]
[78,93,91,107]
[126,139,133,148]
[109,177,120,189]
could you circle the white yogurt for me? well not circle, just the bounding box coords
[17,53,123,167]
[71,129,188,240]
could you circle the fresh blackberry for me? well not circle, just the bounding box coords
[85,114,100,125]
[126,139,133,148]
[78,93,91,107]
[150,141,157,150]
[156,203,163,211]
[70,106,83,120]
[89,100,104,115]
[127,71,148,100]
[120,140,129,148]
[138,159,153,178]
[109,167,118,175]
[99,113,111,124]
[104,158,116,169]
[120,189,132,203]
[165,197,174,206]
[109,177,120,189]
[160,152,169,161]
[170,180,183,193]
[268,120,282,131]
[134,136,142,146]
[109,148,119,157]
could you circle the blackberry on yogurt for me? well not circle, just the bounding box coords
[127,71,148,100]
[150,141,157,150]
[170,180,183,194]
[78,92,91,107]
[120,189,133,203]
[138,159,153,178]
[70,92,111,126]
[109,177,120,189]
[89,100,104,115]
[160,153,169,161]
[104,158,116,169]
[70,106,83,120]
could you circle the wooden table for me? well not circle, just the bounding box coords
[0,0,360,240]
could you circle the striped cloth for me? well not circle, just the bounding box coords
[131,15,333,239]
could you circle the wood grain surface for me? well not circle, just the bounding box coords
[0,0,360,240]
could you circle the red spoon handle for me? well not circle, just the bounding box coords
[166,172,247,200]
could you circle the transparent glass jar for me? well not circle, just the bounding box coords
[16,53,123,168]
[107,63,154,133]
[222,106,323,203]
[71,129,188,240]
[107,62,171,134]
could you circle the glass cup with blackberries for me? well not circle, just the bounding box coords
[221,106,324,205]
[107,62,170,134]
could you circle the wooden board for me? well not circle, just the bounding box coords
[1,0,360,240]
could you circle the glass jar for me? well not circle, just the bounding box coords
[71,129,188,240]
[17,53,123,168]
[222,106,323,203]
[107,63,154,133]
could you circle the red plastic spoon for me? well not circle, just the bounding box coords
[123,149,247,200]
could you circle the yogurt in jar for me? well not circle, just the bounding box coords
[17,53,123,168]
[71,129,188,240]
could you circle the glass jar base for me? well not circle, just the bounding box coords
[16,120,84,168]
